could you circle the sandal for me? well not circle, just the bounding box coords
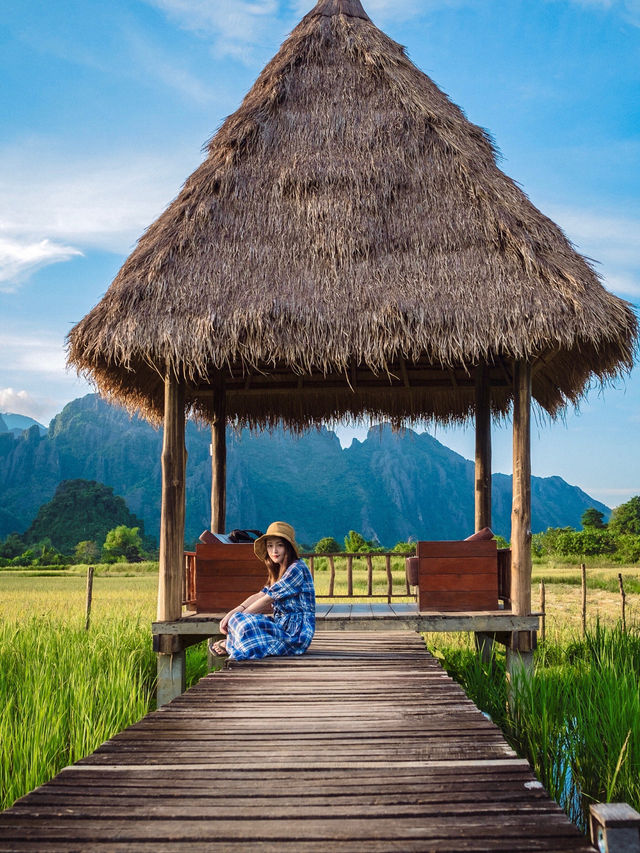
[208,638,227,656]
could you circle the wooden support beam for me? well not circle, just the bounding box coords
[511,360,532,618]
[157,370,186,623]
[210,379,226,534]
[156,650,186,707]
[474,363,492,532]
[590,802,640,853]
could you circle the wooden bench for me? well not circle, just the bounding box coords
[183,542,265,613]
[414,540,511,611]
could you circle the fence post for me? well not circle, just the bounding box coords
[385,554,393,603]
[581,563,587,637]
[328,555,335,597]
[366,554,373,597]
[85,565,94,631]
[590,802,640,853]
[347,555,353,597]
[539,580,546,643]
[618,573,626,633]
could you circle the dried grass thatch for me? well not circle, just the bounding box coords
[68,0,637,428]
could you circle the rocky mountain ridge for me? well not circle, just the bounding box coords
[0,395,609,547]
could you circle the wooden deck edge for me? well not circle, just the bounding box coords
[63,758,533,772]
[152,613,540,635]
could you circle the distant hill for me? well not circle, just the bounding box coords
[23,479,153,556]
[0,394,610,547]
[0,413,47,436]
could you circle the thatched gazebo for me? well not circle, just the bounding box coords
[68,0,636,687]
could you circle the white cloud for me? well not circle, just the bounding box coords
[0,237,82,292]
[121,26,217,103]
[146,0,284,63]
[546,206,640,300]
[1,334,68,377]
[0,142,202,270]
[0,388,55,421]
[145,0,460,63]
[0,331,94,423]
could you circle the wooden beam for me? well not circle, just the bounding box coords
[511,360,532,617]
[474,364,492,532]
[210,379,226,534]
[157,370,186,623]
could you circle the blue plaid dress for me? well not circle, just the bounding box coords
[225,558,315,661]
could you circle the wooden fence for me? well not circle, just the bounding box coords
[301,552,413,601]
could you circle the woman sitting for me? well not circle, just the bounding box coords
[209,521,315,660]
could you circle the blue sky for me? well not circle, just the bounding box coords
[0,0,638,507]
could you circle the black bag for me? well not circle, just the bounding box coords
[227,529,263,543]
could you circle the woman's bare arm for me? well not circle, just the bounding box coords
[219,591,272,633]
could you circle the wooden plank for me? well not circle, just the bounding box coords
[418,556,498,576]
[417,541,497,558]
[419,572,498,591]
[3,630,585,850]
[349,603,374,619]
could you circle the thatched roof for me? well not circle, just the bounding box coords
[68,0,637,427]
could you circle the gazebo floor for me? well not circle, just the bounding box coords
[0,632,593,852]
[153,603,539,636]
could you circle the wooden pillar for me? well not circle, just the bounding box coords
[210,381,226,534]
[156,370,186,706]
[508,360,533,683]
[474,364,492,532]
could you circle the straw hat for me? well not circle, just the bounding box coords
[254,522,300,561]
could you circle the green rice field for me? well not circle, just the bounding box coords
[1,562,639,828]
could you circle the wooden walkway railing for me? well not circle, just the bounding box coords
[301,552,412,599]
[0,632,594,851]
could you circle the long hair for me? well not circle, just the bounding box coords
[264,539,297,587]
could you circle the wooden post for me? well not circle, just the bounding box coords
[385,554,393,602]
[581,563,587,637]
[366,554,373,596]
[539,580,546,643]
[157,370,187,706]
[507,360,533,683]
[474,364,492,654]
[210,379,226,534]
[474,363,492,532]
[618,573,626,633]
[590,802,640,853]
[328,555,335,597]
[84,565,94,631]
[347,555,353,597]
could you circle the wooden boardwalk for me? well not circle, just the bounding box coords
[1,632,594,851]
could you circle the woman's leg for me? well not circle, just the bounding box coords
[225,612,289,660]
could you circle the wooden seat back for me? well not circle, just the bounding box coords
[183,542,267,613]
[416,540,499,611]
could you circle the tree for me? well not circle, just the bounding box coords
[314,537,341,553]
[74,540,100,564]
[609,496,640,536]
[581,507,606,529]
[0,533,25,559]
[392,541,415,555]
[23,479,155,556]
[343,530,384,553]
[102,525,144,563]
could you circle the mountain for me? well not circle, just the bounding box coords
[0,413,47,436]
[23,479,153,556]
[0,394,610,547]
